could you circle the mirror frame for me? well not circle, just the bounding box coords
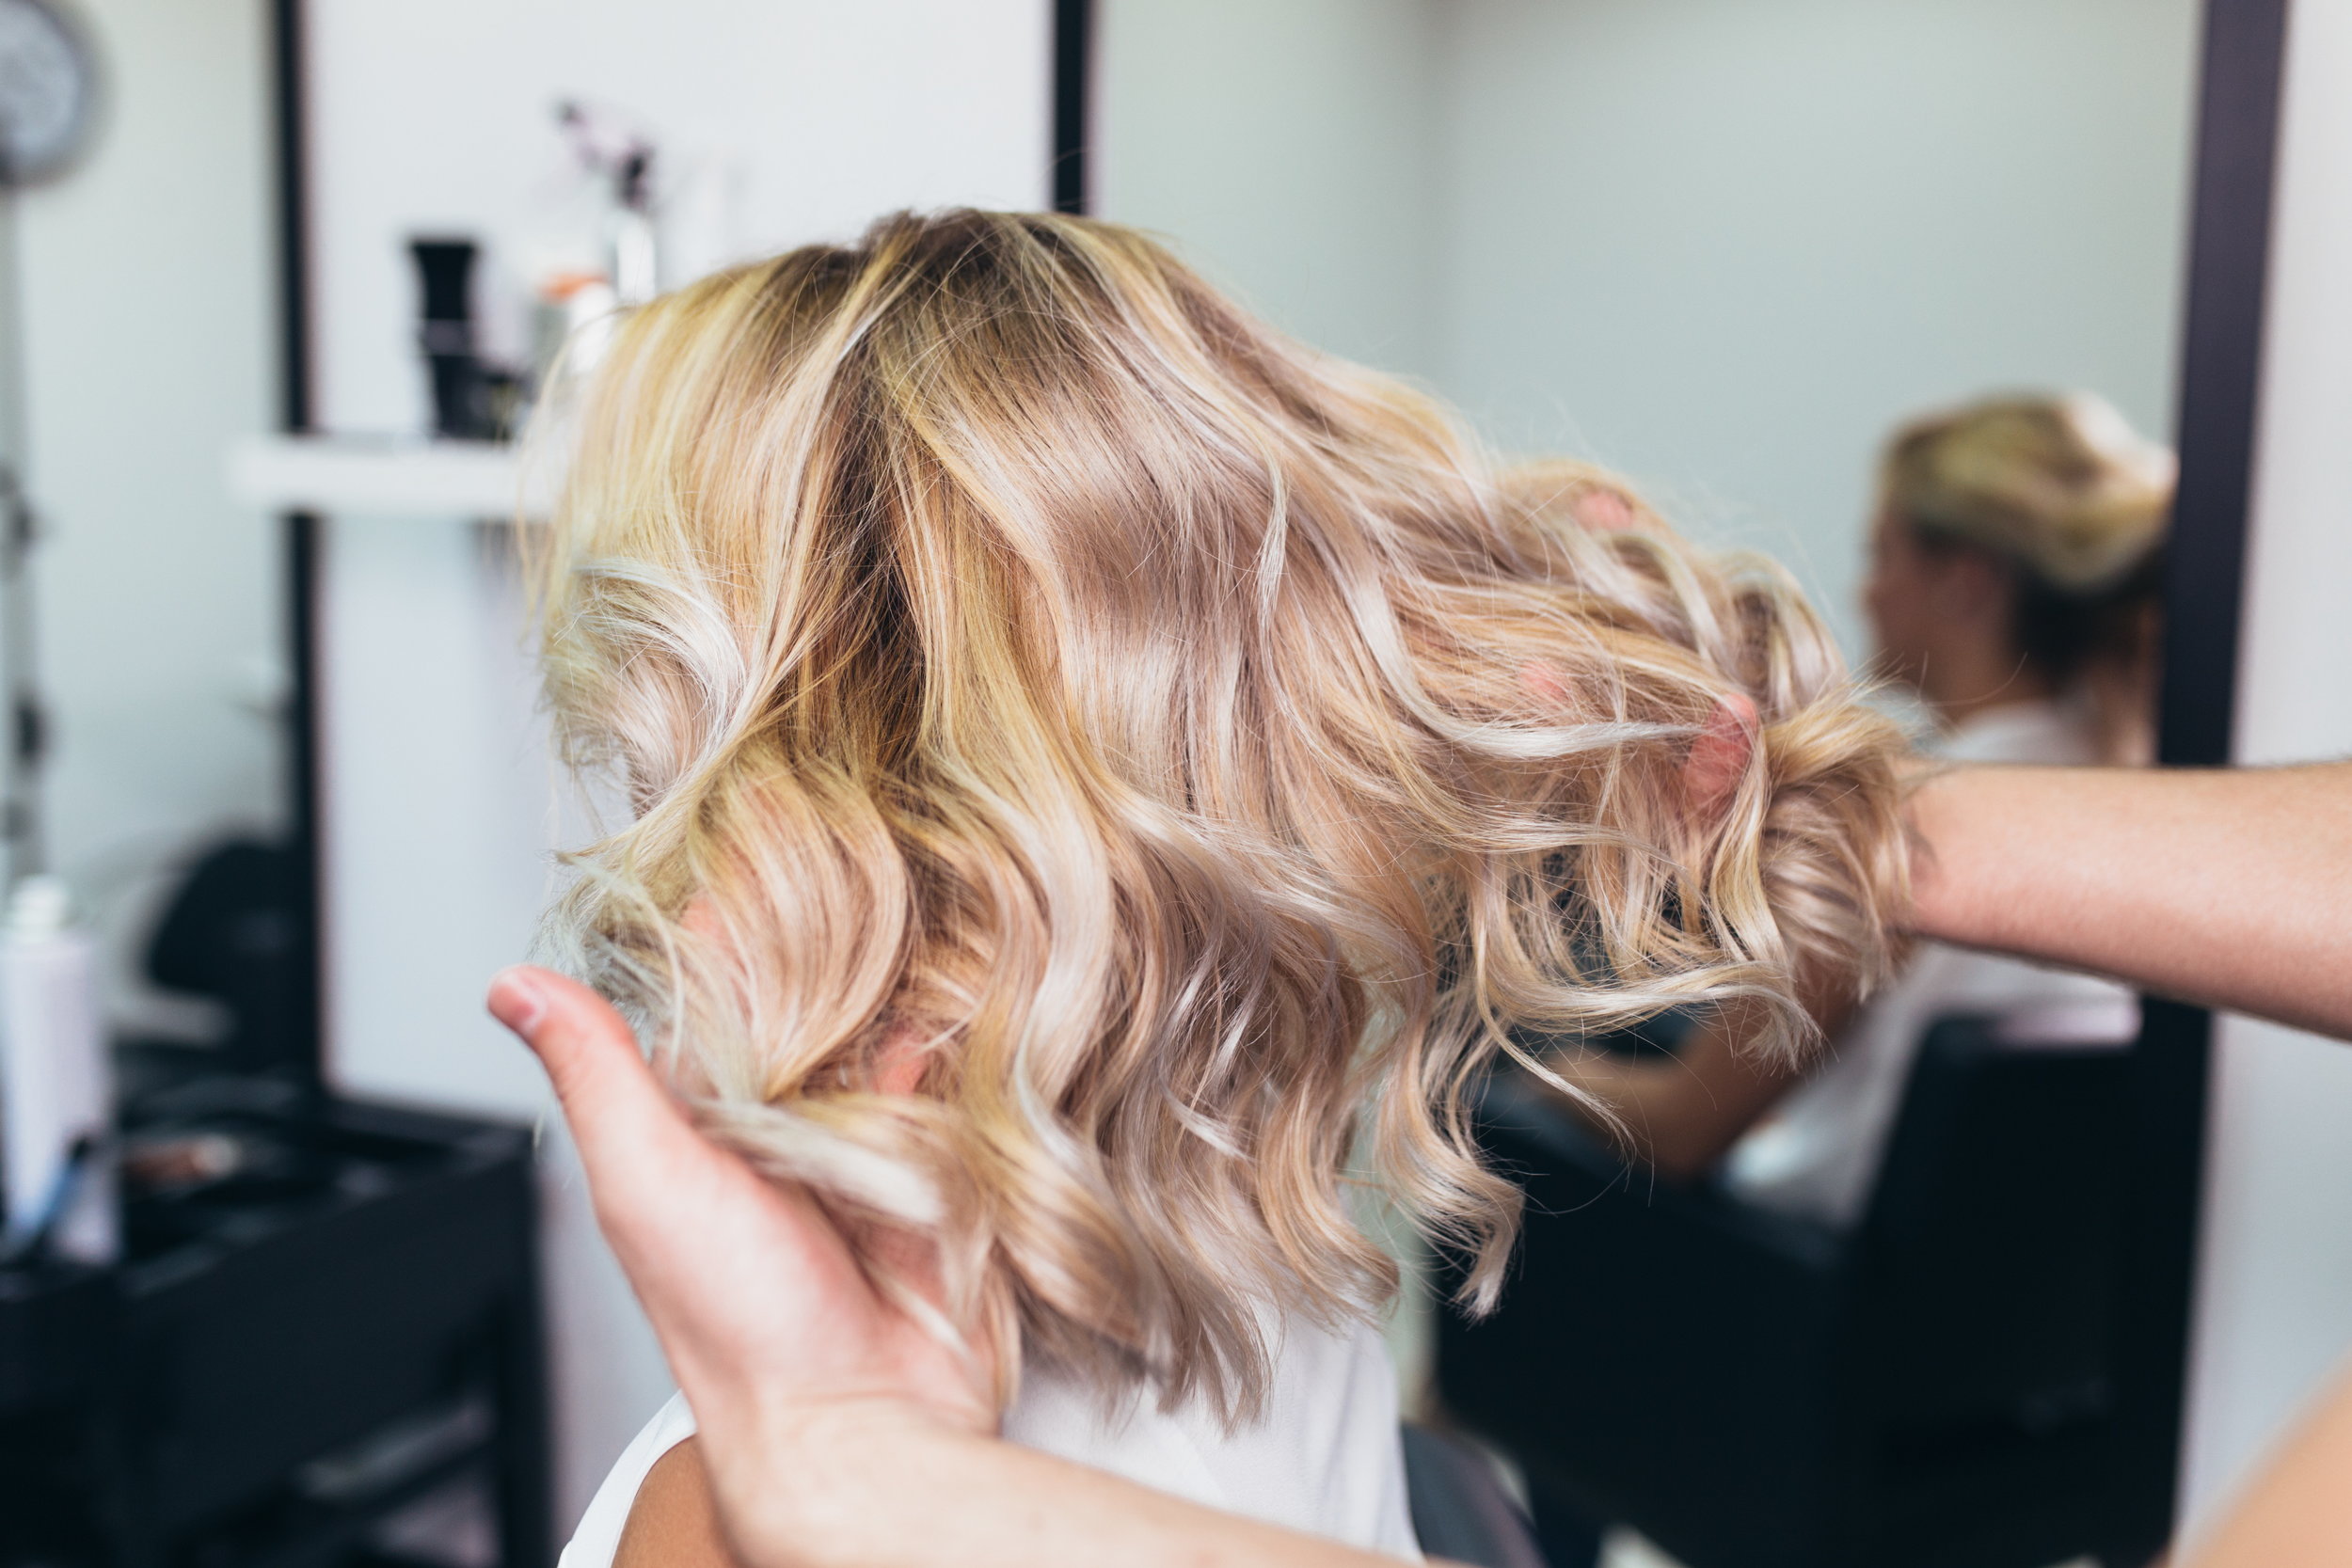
[269,0,323,1091]
[2122,0,2289,1551]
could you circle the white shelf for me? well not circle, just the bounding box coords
[228,435,550,518]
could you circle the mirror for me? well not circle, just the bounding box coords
[1096,3,2201,1564]
[7,1,302,1103]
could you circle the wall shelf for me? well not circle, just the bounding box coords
[229,435,546,518]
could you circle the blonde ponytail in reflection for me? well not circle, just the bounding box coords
[530,210,1910,1420]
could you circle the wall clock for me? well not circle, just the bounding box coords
[0,0,95,186]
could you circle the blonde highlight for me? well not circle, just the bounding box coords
[530,210,1909,1420]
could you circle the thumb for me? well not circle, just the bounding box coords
[485,963,869,1314]
[486,965,711,1235]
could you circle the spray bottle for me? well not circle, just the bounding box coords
[0,873,116,1263]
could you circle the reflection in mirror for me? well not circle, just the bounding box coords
[1100,4,2199,1565]
[8,2,296,1155]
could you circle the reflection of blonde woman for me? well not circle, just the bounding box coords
[1563,393,2171,1227]
[532,210,1910,1563]
[1866,394,2171,767]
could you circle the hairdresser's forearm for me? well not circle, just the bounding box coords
[1553,1002,1808,1180]
[2179,1363,2352,1567]
[714,1402,1405,1568]
[1907,763,2352,1039]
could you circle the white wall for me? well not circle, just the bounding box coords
[1096,0,1441,379]
[309,0,1054,436]
[302,0,1052,1524]
[1432,0,2199,653]
[2176,0,2352,1533]
[17,0,282,1028]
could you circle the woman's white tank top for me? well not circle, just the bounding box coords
[560,1314,1422,1565]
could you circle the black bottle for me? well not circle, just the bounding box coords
[409,237,509,439]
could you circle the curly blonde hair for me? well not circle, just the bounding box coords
[530,209,1909,1421]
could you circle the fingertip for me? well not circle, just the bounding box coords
[1519,659,1571,710]
[1685,693,1761,816]
[487,967,655,1115]
[1572,487,1639,533]
[487,965,550,1037]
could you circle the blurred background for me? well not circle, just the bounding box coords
[0,3,2346,1568]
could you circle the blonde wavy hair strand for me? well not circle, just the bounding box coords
[528,210,1910,1421]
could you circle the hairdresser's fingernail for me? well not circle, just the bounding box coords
[487,967,548,1036]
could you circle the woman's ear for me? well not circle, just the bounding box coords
[1683,692,1758,819]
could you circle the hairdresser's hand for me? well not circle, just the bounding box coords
[485,967,993,1555]
[493,966,1447,1568]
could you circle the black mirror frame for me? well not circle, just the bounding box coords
[2117,0,2290,1554]
[268,0,323,1091]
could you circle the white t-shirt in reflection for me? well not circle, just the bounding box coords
[1721,699,2138,1228]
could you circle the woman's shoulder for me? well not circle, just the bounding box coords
[562,1393,699,1568]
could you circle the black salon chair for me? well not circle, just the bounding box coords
[1403,1421,1550,1568]
[1437,1015,2134,1568]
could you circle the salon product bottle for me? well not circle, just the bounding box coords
[0,874,117,1262]
[530,269,621,393]
[411,237,504,440]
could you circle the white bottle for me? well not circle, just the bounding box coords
[0,874,117,1262]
